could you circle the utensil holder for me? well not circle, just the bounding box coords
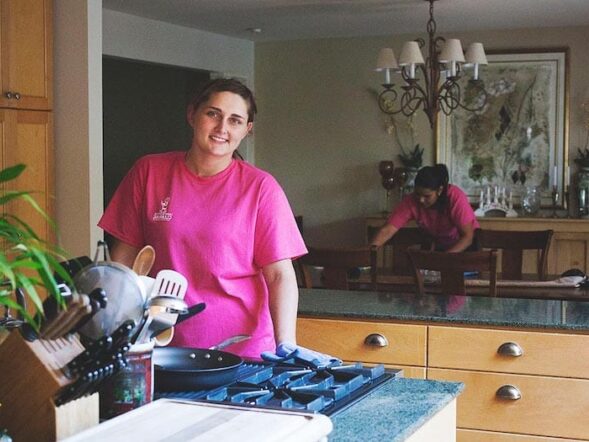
[0,331,99,441]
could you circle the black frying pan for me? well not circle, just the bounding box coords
[153,346,243,392]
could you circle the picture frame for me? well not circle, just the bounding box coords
[436,48,569,207]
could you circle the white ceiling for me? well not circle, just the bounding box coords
[102,0,589,42]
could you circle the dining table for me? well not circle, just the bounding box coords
[348,270,589,302]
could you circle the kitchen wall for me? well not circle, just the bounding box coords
[254,26,589,246]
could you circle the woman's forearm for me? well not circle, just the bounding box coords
[263,259,299,345]
[370,223,398,247]
[445,225,475,252]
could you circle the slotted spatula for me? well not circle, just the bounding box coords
[149,270,188,299]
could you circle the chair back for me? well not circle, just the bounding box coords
[475,229,553,280]
[408,249,498,296]
[297,246,377,290]
[368,226,435,276]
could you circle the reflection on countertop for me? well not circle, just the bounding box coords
[298,288,589,331]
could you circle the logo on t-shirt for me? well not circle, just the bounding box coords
[153,197,173,222]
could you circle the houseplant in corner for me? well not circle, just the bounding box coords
[0,164,69,329]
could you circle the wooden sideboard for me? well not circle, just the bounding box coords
[366,215,589,275]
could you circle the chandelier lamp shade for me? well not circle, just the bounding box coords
[376,0,488,128]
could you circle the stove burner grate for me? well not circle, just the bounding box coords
[155,359,401,416]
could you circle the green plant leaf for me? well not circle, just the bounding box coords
[0,164,25,183]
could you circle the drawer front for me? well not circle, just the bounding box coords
[429,326,589,378]
[297,318,426,366]
[458,428,582,442]
[429,368,589,440]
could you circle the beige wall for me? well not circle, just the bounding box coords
[255,25,589,246]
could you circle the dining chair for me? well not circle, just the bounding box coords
[408,249,498,296]
[297,245,377,290]
[368,226,435,276]
[474,229,553,280]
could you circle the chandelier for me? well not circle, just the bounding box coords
[376,0,488,128]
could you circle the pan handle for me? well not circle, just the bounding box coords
[209,334,251,350]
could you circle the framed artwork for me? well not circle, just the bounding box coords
[436,48,569,206]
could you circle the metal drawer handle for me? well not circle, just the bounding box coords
[5,91,13,99]
[364,333,388,347]
[496,384,522,401]
[497,342,523,357]
[14,92,20,100]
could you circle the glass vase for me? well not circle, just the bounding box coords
[522,186,541,215]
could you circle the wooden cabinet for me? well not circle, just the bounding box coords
[297,317,427,378]
[0,0,53,242]
[297,316,589,441]
[0,0,53,110]
[428,325,589,441]
[0,109,53,241]
[366,215,589,274]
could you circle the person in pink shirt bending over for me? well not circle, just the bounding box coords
[371,164,479,252]
[99,78,308,360]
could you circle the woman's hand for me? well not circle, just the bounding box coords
[262,259,299,346]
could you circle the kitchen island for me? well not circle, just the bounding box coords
[62,378,462,441]
[297,288,589,441]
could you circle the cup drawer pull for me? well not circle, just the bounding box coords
[364,333,388,347]
[497,342,523,357]
[496,384,522,401]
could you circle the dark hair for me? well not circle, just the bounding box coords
[190,77,257,123]
[414,164,450,210]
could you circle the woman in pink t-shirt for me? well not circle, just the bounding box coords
[371,164,479,252]
[99,78,307,359]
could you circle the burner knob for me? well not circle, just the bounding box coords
[364,333,389,347]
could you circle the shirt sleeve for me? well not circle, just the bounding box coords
[448,185,478,228]
[387,194,416,229]
[253,176,307,268]
[98,158,147,248]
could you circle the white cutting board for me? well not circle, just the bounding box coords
[62,399,333,442]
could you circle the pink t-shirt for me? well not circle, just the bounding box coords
[98,152,307,359]
[387,184,479,250]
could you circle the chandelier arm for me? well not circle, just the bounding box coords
[400,89,423,116]
[438,80,461,114]
[457,80,489,113]
[378,88,406,115]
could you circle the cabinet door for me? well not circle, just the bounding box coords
[1,109,53,242]
[0,0,52,110]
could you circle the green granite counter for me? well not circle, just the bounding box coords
[331,378,463,441]
[298,288,589,331]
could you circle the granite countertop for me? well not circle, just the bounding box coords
[330,378,463,441]
[298,288,589,331]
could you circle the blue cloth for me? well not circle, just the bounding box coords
[261,342,342,368]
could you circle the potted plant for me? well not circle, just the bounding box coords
[0,164,69,329]
[398,144,424,169]
[574,147,589,169]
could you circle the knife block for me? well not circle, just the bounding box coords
[0,331,99,441]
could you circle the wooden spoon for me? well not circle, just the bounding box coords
[133,245,156,276]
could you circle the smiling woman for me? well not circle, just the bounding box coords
[99,78,307,361]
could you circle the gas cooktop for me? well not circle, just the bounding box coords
[155,359,403,416]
